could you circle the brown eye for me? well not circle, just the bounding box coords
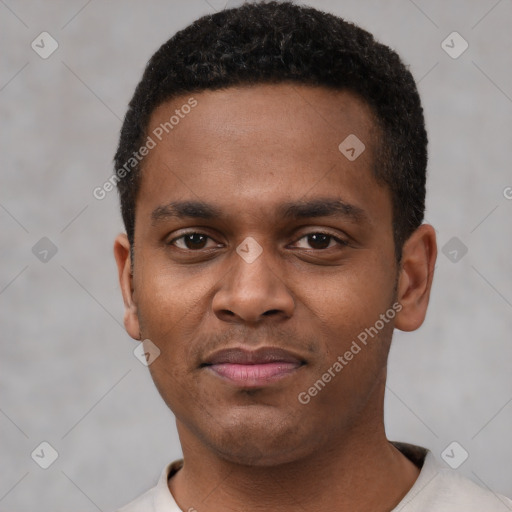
[306,233,331,250]
[172,233,211,250]
[294,232,346,250]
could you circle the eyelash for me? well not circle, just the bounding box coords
[168,231,348,251]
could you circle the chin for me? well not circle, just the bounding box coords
[213,438,312,467]
[197,409,318,467]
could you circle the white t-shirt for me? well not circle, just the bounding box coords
[116,443,512,511]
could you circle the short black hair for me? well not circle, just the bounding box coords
[114,0,427,261]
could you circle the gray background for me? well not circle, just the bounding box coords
[1,0,511,510]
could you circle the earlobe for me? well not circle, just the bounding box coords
[394,224,437,332]
[113,233,141,340]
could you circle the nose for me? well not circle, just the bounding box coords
[212,241,295,325]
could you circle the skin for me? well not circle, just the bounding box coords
[114,84,437,511]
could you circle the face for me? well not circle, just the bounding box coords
[115,84,435,466]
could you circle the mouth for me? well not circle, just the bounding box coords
[201,347,306,388]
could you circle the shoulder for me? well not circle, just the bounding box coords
[396,448,512,512]
[429,469,512,511]
[116,486,155,512]
[114,460,184,512]
[116,487,155,512]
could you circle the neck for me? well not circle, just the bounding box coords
[168,384,420,512]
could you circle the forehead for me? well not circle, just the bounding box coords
[147,83,378,158]
[136,84,389,226]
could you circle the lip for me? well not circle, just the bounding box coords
[202,347,305,388]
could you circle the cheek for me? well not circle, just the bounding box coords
[301,254,396,333]
[134,259,225,376]
[297,272,396,418]
[135,259,208,331]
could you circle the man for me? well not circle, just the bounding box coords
[112,2,511,510]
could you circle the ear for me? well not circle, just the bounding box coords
[394,224,437,332]
[113,233,141,340]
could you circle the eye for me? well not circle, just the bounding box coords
[293,232,347,250]
[170,232,221,250]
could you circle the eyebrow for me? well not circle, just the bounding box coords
[151,200,222,224]
[278,198,368,223]
[151,198,369,225]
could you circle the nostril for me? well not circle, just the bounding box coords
[263,309,280,316]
